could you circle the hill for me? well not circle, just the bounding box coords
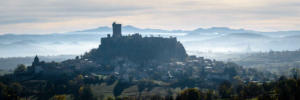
[0,23,280,100]
[83,34,187,64]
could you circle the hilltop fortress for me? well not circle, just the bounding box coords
[84,22,187,64]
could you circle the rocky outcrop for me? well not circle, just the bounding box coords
[84,34,187,64]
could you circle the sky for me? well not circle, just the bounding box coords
[1,0,300,34]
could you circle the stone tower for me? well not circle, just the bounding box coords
[112,22,122,38]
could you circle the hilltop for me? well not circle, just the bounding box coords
[82,22,187,65]
[0,23,278,100]
[83,34,187,65]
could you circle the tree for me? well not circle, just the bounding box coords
[14,64,26,74]
[275,78,298,100]
[176,88,204,100]
[218,81,233,98]
[106,96,114,100]
[75,56,79,60]
[0,82,9,100]
[77,85,96,100]
[49,94,67,100]
[113,81,132,97]
[0,82,21,100]
[290,68,300,79]
[10,82,23,97]
[205,90,216,100]
[243,82,264,98]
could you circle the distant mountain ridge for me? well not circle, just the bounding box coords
[188,27,256,36]
[75,25,254,34]
[1,25,300,57]
[76,25,188,33]
[76,26,111,32]
[2,25,300,37]
[73,25,285,37]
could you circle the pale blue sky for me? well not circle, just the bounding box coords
[1,0,300,34]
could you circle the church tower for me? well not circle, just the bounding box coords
[32,55,40,66]
[112,22,122,38]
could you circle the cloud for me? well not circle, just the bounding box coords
[0,0,150,24]
[0,0,300,34]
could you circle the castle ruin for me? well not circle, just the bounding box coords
[86,22,188,64]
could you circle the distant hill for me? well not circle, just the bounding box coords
[187,27,255,36]
[75,25,256,35]
[76,26,111,32]
[1,25,300,57]
[260,31,300,38]
[219,33,268,39]
[76,25,187,33]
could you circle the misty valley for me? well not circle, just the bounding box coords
[1,23,300,100]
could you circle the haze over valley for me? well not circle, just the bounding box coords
[1,25,300,57]
[1,0,300,100]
